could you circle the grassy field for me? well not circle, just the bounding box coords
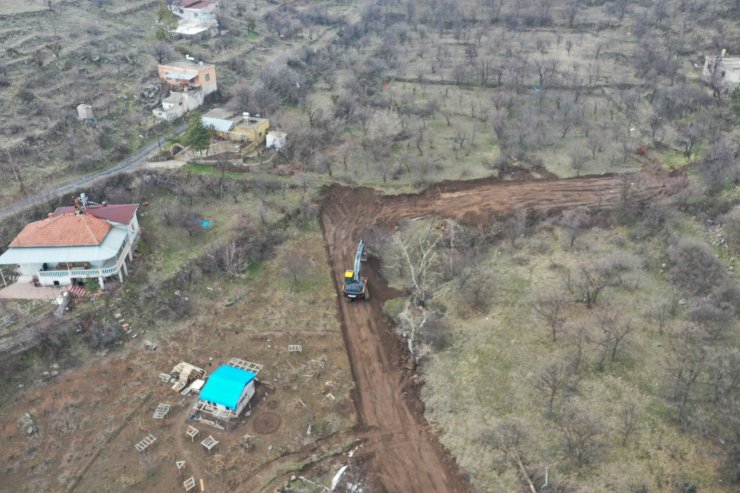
[378,211,738,492]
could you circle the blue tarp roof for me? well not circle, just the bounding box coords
[198,365,256,411]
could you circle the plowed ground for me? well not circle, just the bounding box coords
[320,172,683,493]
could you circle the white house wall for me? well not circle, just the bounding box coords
[128,215,140,245]
[235,380,256,415]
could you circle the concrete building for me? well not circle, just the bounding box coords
[157,60,217,95]
[0,200,139,289]
[170,0,219,38]
[154,91,205,122]
[702,53,740,94]
[153,60,217,121]
[76,104,94,121]
[201,108,269,144]
[266,131,287,150]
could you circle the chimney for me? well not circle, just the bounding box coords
[47,213,53,218]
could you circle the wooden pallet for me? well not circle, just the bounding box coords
[134,434,156,452]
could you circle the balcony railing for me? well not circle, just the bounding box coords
[37,244,129,279]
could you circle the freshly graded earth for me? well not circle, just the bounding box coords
[319,171,682,492]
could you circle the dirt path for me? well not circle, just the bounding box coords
[319,172,684,493]
[321,187,465,493]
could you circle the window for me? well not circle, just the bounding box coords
[205,73,210,81]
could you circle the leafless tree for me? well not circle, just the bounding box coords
[220,241,248,277]
[282,246,309,286]
[698,134,739,195]
[563,0,580,28]
[618,402,640,446]
[558,403,602,466]
[153,42,175,64]
[664,324,708,427]
[503,208,528,248]
[565,259,624,308]
[461,270,495,312]
[533,289,569,342]
[535,362,572,417]
[559,207,590,248]
[394,223,443,305]
[592,306,635,369]
[492,421,540,493]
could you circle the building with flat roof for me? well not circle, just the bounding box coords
[153,60,217,121]
[201,108,269,145]
[170,0,219,38]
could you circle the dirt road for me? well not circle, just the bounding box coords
[320,172,683,493]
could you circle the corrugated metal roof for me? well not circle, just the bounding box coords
[0,226,128,265]
[53,204,138,225]
[198,365,255,411]
[166,71,197,81]
[202,117,234,132]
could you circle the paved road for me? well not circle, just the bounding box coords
[0,123,186,222]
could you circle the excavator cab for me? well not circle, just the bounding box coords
[342,241,369,301]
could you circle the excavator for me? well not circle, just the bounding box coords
[342,239,369,301]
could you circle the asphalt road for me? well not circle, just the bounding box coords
[0,123,186,222]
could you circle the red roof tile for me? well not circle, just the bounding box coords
[9,214,111,248]
[53,204,138,225]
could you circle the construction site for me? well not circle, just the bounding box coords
[0,170,694,493]
[0,0,738,492]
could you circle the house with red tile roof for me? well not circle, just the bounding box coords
[0,199,140,289]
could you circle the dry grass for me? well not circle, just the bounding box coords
[379,220,736,492]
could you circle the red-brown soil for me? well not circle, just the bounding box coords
[319,172,684,493]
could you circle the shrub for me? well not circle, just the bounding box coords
[86,321,121,348]
[668,238,729,297]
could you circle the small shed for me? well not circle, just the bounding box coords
[77,104,94,121]
[266,131,287,150]
[198,364,256,415]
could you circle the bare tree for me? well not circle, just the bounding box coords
[618,402,640,446]
[535,362,571,417]
[394,223,443,305]
[492,421,540,493]
[153,42,175,64]
[565,259,624,308]
[219,241,248,277]
[559,207,590,248]
[533,289,569,342]
[503,208,528,248]
[592,306,635,369]
[461,269,495,312]
[282,246,309,286]
[558,403,602,466]
[664,324,708,427]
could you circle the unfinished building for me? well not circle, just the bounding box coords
[702,52,740,94]
[190,358,263,430]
